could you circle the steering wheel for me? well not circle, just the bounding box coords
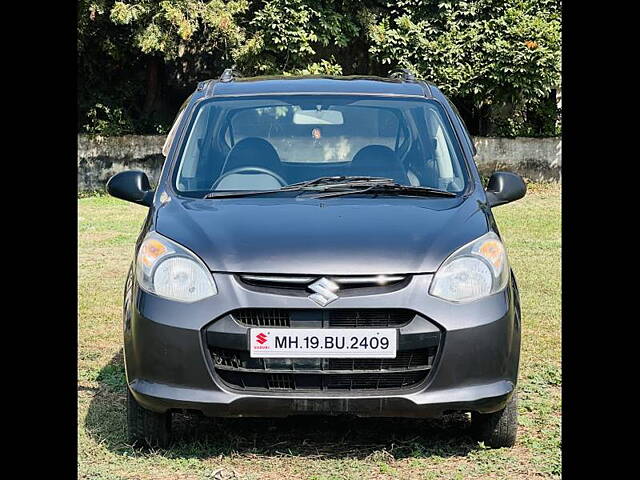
[211,166,287,190]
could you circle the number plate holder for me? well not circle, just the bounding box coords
[249,328,397,358]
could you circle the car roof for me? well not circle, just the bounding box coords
[199,75,434,98]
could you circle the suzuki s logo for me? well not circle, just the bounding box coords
[255,332,268,345]
[308,277,340,307]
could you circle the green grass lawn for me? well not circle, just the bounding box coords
[78,183,561,480]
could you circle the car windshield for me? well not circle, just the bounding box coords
[173,95,468,196]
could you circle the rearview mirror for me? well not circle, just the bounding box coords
[106,170,154,207]
[485,171,526,207]
[293,109,344,125]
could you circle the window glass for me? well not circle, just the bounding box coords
[227,105,400,163]
[162,95,191,156]
[174,95,467,195]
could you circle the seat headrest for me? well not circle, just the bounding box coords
[351,145,397,166]
[350,145,409,184]
[223,137,281,173]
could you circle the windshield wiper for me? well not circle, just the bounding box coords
[284,176,396,189]
[203,176,396,198]
[203,176,455,199]
[306,183,456,198]
[205,188,293,199]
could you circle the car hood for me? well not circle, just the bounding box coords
[155,194,489,275]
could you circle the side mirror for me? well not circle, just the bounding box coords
[485,171,526,207]
[106,170,154,207]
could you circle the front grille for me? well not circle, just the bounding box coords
[231,309,415,328]
[239,274,407,291]
[210,346,437,392]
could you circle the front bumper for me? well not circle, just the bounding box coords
[125,273,520,418]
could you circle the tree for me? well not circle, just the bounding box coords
[78,0,561,137]
[109,0,249,123]
[368,0,561,135]
[78,0,144,134]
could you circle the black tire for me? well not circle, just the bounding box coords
[127,388,172,448]
[471,390,518,448]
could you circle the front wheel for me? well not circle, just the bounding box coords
[471,390,518,448]
[127,388,172,448]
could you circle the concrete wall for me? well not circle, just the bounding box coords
[472,136,561,182]
[78,135,166,191]
[77,134,561,191]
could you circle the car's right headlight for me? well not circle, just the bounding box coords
[429,231,509,303]
[136,231,217,302]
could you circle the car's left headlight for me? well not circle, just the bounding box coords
[136,231,217,302]
[429,231,509,303]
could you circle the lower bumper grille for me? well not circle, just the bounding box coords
[210,346,437,392]
[233,309,290,327]
[206,308,442,394]
[216,370,427,391]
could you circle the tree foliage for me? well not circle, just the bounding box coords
[78,0,561,137]
[368,0,561,135]
[110,0,248,61]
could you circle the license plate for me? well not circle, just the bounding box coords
[249,328,397,358]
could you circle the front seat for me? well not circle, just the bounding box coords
[350,145,410,184]
[214,137,285,190]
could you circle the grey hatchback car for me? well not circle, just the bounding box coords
[107,70,526,449]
